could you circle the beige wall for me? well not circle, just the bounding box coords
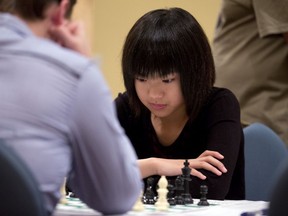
[73,0,222,98]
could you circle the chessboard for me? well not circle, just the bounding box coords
[54,196,219,216]
[53,196,268,216]
[54,160,268,216]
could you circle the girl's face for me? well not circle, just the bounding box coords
[135,72,186,119]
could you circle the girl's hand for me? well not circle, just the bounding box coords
[189,150,227,179]
[138,150,227,180]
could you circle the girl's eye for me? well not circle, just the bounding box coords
[162,78,175,83]
[135,77,147,82]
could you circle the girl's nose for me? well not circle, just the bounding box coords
[147,81,164,99]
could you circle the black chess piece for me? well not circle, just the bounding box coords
[142,177,156,204]
[174,176,184,205]
[69,192,77,198]
[65,179,77,198]
[167,179,176,206]
[181,159,193,204]
[197,185,210,206]
[65,185,70,196]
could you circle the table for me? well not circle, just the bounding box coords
[53,197,269,216]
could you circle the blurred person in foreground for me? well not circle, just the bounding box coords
[0,0,142,215]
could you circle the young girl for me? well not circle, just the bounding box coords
[115,7,245,200]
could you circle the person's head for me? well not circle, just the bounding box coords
[0,0,76,20]
[122,7,215,119]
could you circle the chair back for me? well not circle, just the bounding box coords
[243,123,288,201]
[0,139,47,216]
[268,159,288,216]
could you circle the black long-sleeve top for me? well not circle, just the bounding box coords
[115,87,245,200]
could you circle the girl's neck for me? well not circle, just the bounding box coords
[151,108,189,146]
[151,111,188,127]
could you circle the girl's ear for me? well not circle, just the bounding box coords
[51,0,69,25]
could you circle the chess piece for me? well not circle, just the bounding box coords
[65,179,77,198]
[133,190,145,211]
[167,179,176,206]
[197,185,210,206]
[174,176,184,205]
[155,176,169,211]
[60,177,67,204]
[69,192,77,198]
[142,177,156,204]
[181,159,193,204]
[65,185,69,196]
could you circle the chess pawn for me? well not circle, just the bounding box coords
[167,180,176,206]
[174,176,184,205]
[60,177,67,204]
[133,190,145,211]
[142,177,156,204]
[155,176,169,211]
[197,185,210,206]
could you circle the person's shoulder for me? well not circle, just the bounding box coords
[208,87,239,106]
[23,36,95,78]
[114,92,136,125]
[114,92,130,108]
[199,87,240,118]
[1,13,96,78]
[211,87,237,98]
[4,38,96,81]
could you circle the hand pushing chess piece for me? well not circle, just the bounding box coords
[181,159,193,204]
[155,176,169,211]
[197,185,210,206]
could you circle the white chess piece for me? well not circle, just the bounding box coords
[60,177,67,204]
[155,176,169,211]
[132,189,144,211]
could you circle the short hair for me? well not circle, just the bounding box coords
[0,0,77,20]
[122,7,215,118]
[65,0,76,18]
[0,0,14,13]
